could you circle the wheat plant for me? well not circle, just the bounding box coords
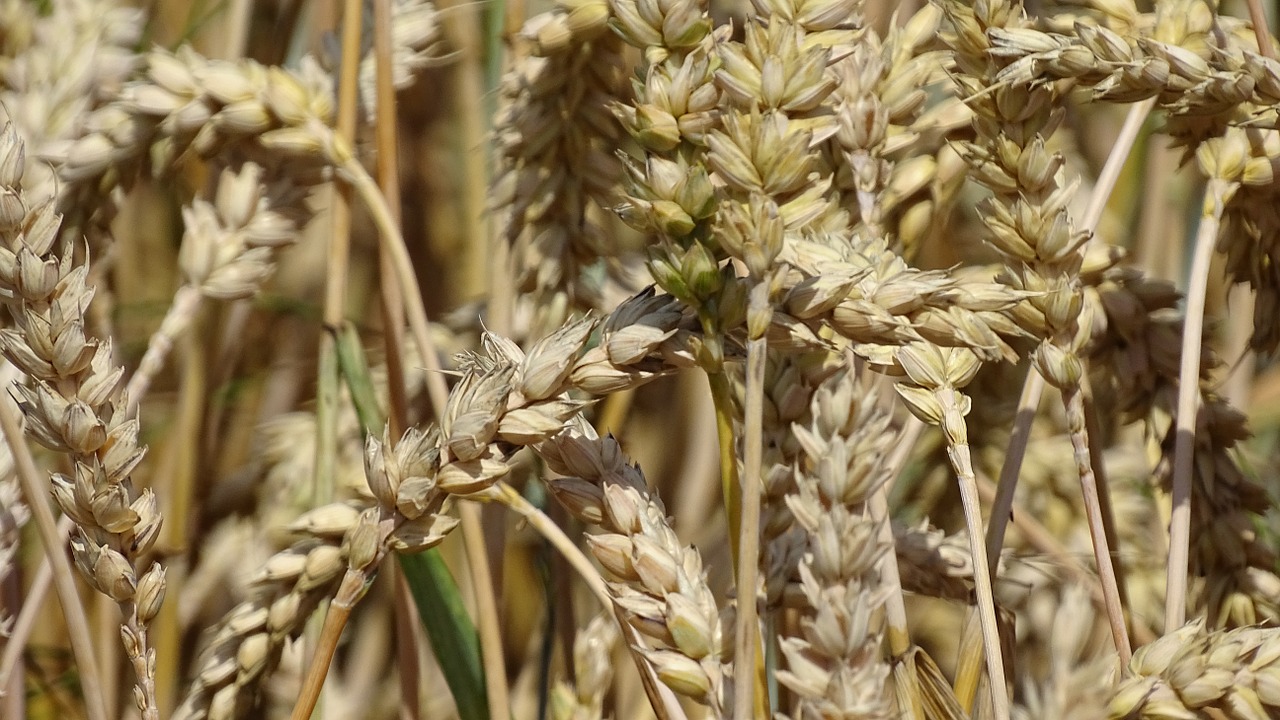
[3,0,1280,718]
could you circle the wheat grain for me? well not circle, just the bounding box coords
[1110,620,1280,719]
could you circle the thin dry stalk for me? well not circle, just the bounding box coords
[1166,176,1237,632]
[459,500,511,720]
[733,329,767,720]
[894,343,1007,718]
[984,369,1044,577]
[371,1,422,716]
[1246,0,1275,59]
[875,416,925,657]
[298,0,365,714]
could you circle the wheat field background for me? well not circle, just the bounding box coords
[1,0,1280,718]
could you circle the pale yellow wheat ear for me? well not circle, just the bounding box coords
[0,0,142,202]
[776,361,895,717]
[11,0,1280,717]
[534,428,726,715]
[125,161,313,412]
[0,122,163,719]
[547,612,620,720]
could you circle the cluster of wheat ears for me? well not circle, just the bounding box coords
[4,0,1280,717]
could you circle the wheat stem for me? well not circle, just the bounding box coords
[342,156,518,701]
[290,571,366,720]
[338,156,449,413]
[707,370,741,562]
[1080,374,1131,616]
[1063,384,1132,663]
[985,369,1043,577]
[937,391,1008,720]
[1166,177,1235,633]
[457,500,511,720]
[153,331,206,715]
[492,482,609,607]
[734,333,768,720]
[1247,0,1275,58]
[371,2,421,716]
[1082,98,1157,233]
[124,284,203,415]
[299,2,365,712]
[875,417,927,657]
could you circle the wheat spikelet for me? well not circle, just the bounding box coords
[125,161,314,408]
[0,0,142,201]
[0,123,164,717]
[358,0,446,122]
[174,529,350,720]
[535,429,726,713]
[775,363,894,718]
[1110,620,1280,719]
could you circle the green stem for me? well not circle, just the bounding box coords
[937,390,1009,720]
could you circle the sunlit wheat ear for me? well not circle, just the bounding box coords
[51,45,338,241]
[0,0,141,202]
[534,430,727,714]
[982,0,1280,357]
[126,161,313,410]
[751,352,841,611]
[0,123,164,719]
[775,363,894,718]
[1109,620,1280,718]
[181,426,460,720]
[778,232,1027,365]
[174,531,350,720]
